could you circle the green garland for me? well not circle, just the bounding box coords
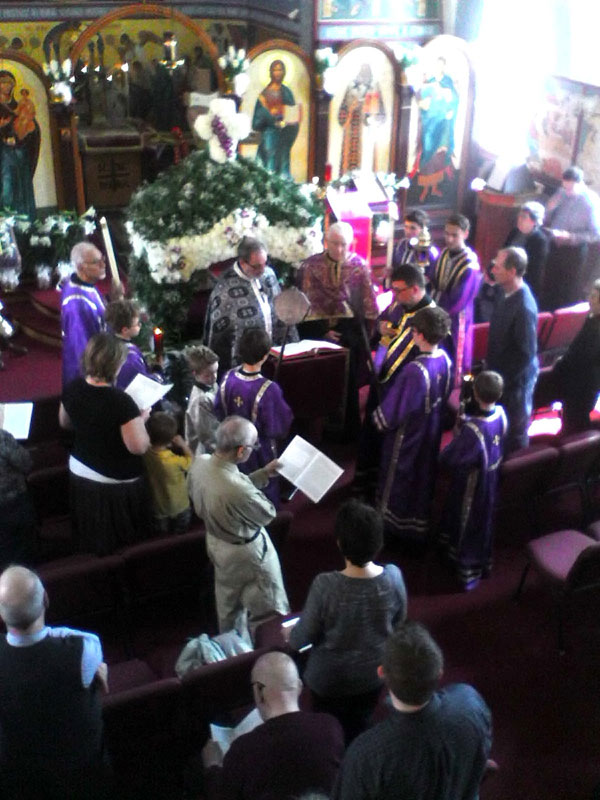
[127,150,324,344]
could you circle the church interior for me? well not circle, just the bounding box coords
[0,1,599,798]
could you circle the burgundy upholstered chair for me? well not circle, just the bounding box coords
[514,529,600,651]
[102,677,186,796]
[495,445,560,539]
[539,431,600,528]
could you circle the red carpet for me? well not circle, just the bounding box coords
[0,333,61,402]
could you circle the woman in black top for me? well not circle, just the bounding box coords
[60,332,151,555]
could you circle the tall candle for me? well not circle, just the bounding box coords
[99,216,121,289]
[324,163,332,183]
[153,327,164,360]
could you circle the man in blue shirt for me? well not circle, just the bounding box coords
[487,246,539,453]
[0,565,108,799]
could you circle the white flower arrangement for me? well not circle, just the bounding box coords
[314,47,338,74]
[42,58,74,105]
[218,46,251,78]
[194,98,251,164]
[128,209,322,284]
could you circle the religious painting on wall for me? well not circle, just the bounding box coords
[0,56,57,218]
[326,43,397,181]
[405,35,473,209]
[527,76,583,184]
[240,43,312,183]
[527,76,600,193]
[316,0,443,43]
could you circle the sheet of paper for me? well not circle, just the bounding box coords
[0,402,33,440]
[124,373,172,410]
[277,435,343,503]
[210,707,263,756]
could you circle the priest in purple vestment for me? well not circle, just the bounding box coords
[60,243,108,387]
[429,214,480,386]
[214,327,292,507]
[438,371,507,590]
[297,221,377,438]
[374,306,452,544]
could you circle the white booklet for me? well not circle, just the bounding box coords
[210,707,263,756]
[0,402,33,440]
[124,373,173,410]
[277,435,343,503]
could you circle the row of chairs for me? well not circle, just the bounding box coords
[495,430,600,538]
[473,302,589,366]
[102,645,265,796]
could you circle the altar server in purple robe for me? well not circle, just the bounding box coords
[214,327,292,507]
[438,371,507,590]
[105,299,163,391]
[429,214,480,385]
[374,306,452,545]
[389,208,438,287]
[60,243,107,386]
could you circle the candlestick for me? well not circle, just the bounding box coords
[153,327,164,360]
[99,216,121,289]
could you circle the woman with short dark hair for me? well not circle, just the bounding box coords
[59,332,151,555]
[289,499,407,743]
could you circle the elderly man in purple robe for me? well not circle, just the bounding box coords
[297,221,378,438]
[438,370,507,590]
[374,306,452,546]
[215,327,292,507]
[104,299,163,391]
[60,243,107,387]
[429,213,480,386]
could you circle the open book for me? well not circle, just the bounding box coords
[270,339,343,359]
[124,373,173,410]
[276,435,343,503]
[210,707,263,756]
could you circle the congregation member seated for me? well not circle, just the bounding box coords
[188,416,290,643]
[201,652,344,800]
[203,236,295,373]
[428,213,481,385]
[438,370,507,590]
[332,620,492,800]
[214,327,292,507]
[373,306,452,547]
[104,299,163,390]
[184,344,219,455]
[535,279,600,435]
[0,566,109,800]
[0,409,35,570]
[487,246,538,453]
[288,500,407,743]
[143,411,193,536]
[59,333,151,556]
